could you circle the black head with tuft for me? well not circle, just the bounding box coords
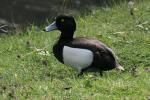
[55,15,76,34]
[45,15,76,34]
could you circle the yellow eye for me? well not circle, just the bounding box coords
[61,19,64,22]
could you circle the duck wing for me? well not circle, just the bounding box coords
[66,37,121,70]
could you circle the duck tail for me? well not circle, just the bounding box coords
[116,65,124,71]
[107,47,124,71]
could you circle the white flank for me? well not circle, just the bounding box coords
[63,46,94,72]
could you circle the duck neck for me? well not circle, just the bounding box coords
[58,32,74,42]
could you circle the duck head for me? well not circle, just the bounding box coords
[44,15,76,39]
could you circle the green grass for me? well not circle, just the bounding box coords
[0,1,150,100]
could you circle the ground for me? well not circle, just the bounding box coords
[0,1,150,99]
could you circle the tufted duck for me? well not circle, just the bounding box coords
[44,15,124,76]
